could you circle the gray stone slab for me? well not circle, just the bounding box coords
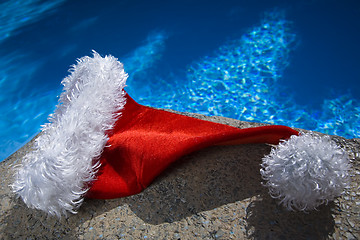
[1,112,359,239]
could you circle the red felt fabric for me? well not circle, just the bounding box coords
[86,94,299,199]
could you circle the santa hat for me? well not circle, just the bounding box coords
[12,52,350,217]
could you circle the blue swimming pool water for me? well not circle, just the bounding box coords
[1,0,360,161]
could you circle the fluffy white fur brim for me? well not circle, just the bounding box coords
[261,132,350,211]
[12,51,127,216]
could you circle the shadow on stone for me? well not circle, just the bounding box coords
[124,144,269,224]
[245,195,335,239]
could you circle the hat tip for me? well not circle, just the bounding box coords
[261,132,350,211]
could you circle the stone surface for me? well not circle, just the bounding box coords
[0,112,359,239]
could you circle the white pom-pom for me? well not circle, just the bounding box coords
[261,132,350,211]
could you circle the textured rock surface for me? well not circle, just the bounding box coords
[1,113,359,239]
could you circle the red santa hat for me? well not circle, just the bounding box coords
[12,52,350,217]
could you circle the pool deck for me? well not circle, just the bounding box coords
[1,112,359,239]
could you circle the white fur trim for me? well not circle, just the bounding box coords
[261,132,350,211]
[12,51,127,216]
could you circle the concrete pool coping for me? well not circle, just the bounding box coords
[1,111,359,239]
